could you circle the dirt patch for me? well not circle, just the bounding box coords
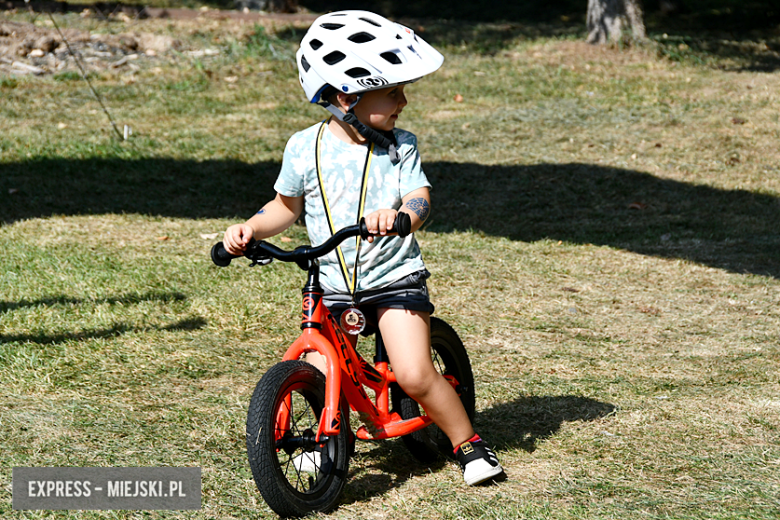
[141,6,315,23]
[0,5,315,76]
[0,19,182,75]
[1,0,312,20]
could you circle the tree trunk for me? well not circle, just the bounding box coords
[586,0,647,44]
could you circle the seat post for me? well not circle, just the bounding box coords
[374,332,389,364]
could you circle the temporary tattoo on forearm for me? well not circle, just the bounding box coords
[405,197,430,221]
[256,209,266,215]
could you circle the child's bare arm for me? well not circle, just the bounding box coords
[223,194,303,255]
[363,187,431,243]
[400,187,431,232]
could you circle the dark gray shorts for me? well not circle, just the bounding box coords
[323,269,435,336]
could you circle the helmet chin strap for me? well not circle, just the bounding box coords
[321,96,401,164]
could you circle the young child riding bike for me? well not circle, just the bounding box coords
[222,10,504,486]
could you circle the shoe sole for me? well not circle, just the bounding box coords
[292,452,321,473]
[465,465,504,486]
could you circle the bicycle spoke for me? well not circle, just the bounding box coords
[432,349,446,374]
[246,358,349,516]
[275,388,327,494]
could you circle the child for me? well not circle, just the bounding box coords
[222,10,503,486]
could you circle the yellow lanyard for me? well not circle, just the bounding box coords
[315,120,374,295]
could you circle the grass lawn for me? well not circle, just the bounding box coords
[1,7,779,519]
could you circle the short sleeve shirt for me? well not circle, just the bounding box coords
[274,122,431,294]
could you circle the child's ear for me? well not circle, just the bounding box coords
[335,92,359,111]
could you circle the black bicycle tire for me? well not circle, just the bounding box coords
[391,317,475,463]
[246,360,349,517]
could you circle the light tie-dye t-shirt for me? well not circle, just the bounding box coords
[274,122,431,294]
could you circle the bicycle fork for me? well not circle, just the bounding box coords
[279,273,344,442]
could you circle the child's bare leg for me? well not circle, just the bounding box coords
[302,333,357,375]
[303,351,327,374]
[377,308,475,449]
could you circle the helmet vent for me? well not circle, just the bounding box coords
[348,32,376,44]
[323,51,347,65]
[321,23,344,30]
[359,17,381,27]
[300,55,311,72]
[380,51,402,65]
[310,39,323,50]
[345,67,371,78]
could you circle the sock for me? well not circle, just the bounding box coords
[454,433,483,455]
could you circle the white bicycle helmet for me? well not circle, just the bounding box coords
[296,10,444,162]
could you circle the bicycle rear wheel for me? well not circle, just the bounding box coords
[246,360,349,518]
[391,317,475,463]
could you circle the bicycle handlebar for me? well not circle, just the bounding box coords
[211,212,412,269]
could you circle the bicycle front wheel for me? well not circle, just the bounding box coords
[246,360,350,518]
[391,317,475,463]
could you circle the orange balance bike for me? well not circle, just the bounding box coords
[211,213,474,517]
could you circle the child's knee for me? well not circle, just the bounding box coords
[303,352,327,375]
[395,366,437,399]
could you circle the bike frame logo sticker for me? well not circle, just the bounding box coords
[357,76,388,89]
[301,293,321,322]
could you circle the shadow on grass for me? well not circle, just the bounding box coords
[427,161,780,278]
[341,439,447,505]
[274,17,584,56]
[476,395,617,453]
[650,29,780,73]
[1,291,204,345]
[0,316,207,345]
[338,395,614,504]
[0,291,201,345]
[0,291,187,314]
[3,158,778,278]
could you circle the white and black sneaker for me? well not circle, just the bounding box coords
[292,432,355,474]
[292,449,321,473]
[455,439,504,486]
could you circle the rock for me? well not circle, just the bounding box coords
[118,34,139,52]
[16,39,34,57]
[234,0,298,11]
[234,0,268,10]
[34,35,58,53]
[111,56,129,68]
[12,61,44,75]
[137,33,181,54]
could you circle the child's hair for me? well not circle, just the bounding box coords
[319,86,339,105]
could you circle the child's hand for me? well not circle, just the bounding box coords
[364,209,398,243]
[223,224,255,255]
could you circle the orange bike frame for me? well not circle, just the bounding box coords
[279,285,458,443]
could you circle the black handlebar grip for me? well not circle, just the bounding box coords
[395,212,412,238]
[358,212,413,239]
[211,242,237,267]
